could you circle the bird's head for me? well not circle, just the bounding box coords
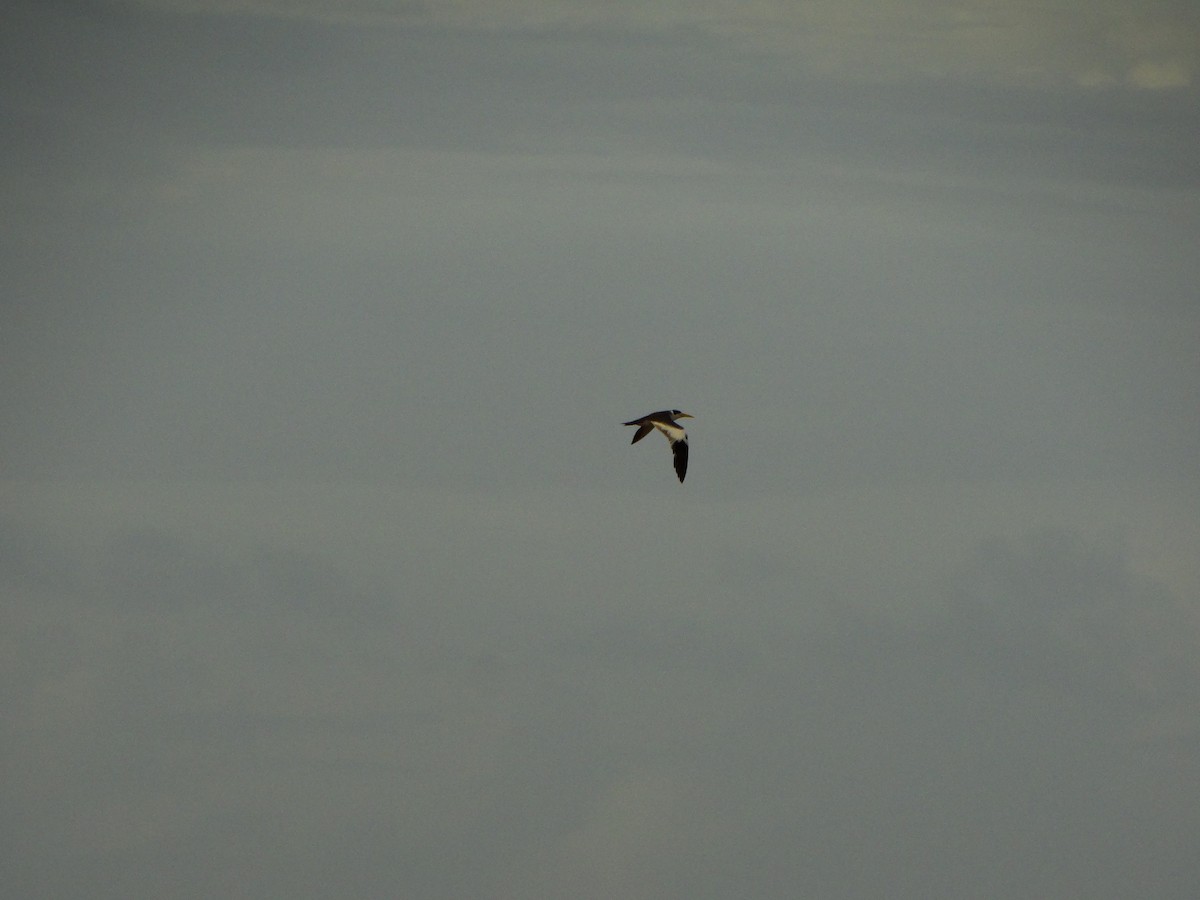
[672,410,694,420]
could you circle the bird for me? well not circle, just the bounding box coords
[623,409,693,482]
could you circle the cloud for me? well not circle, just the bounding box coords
[1128,58,1192,88]
[127,0,1200,87]
[5,487,1197,897]
[936,529,1200,722]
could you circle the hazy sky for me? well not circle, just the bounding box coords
[3,1,1199,897]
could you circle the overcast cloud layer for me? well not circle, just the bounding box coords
[3,1,1199,897]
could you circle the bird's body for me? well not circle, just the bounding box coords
[623,409,693,482]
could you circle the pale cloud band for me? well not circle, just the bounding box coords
[140,0,1196,87]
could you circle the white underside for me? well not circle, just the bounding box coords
[653,421,687,443]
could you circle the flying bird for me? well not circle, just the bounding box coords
[623,409,693,482]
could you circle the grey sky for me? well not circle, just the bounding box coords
[3,1,1199,897]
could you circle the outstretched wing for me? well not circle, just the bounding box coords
[629,422,654,444]
[670,438,688,482]
[648,420,689,483]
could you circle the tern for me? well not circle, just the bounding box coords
[623,409,693,482]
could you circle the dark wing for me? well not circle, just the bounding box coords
[670,438,688,482]
[629,422,654,444]
[624,411,675,426]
